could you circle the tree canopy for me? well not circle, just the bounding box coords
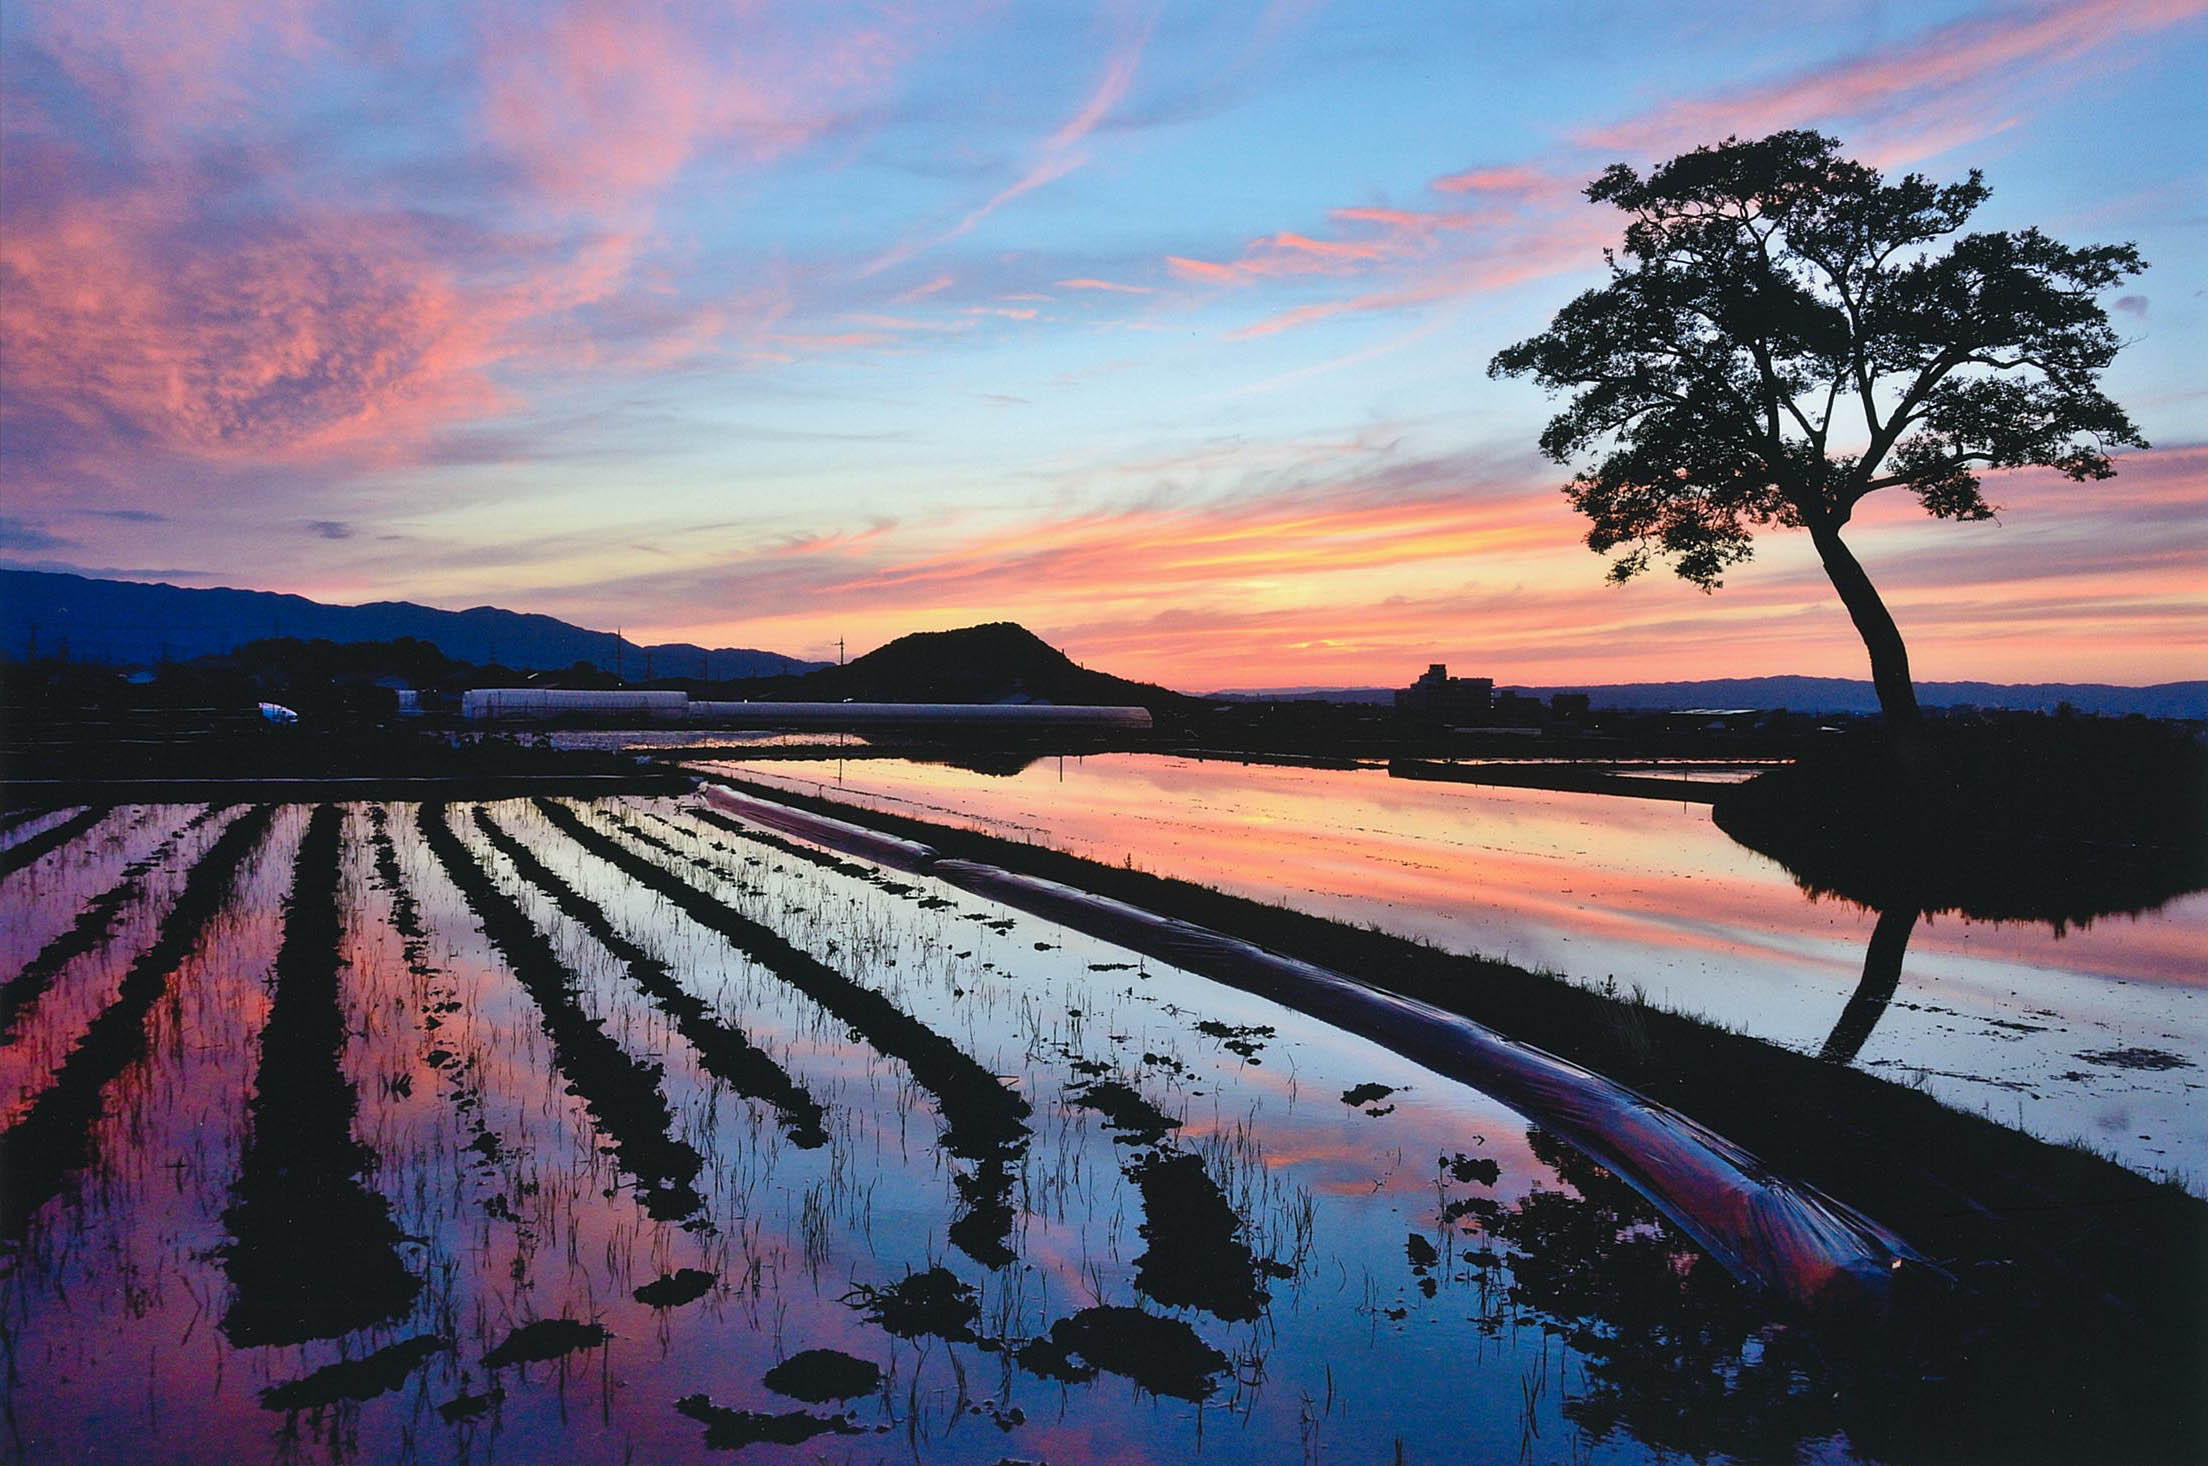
[1489,131,2145,725]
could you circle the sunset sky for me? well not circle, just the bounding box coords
[3,0,2203,690]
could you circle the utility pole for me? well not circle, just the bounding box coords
[836,637,846,666]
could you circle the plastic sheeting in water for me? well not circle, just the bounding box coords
[699,781,1932,1311]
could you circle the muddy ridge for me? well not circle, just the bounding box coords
[222,804,422,1346]
[473,806,829,1148]
[419,803,707,1222]
[1,805,273,1242]
[534,798,1029,1266]
[0,805,115,881]
[1,806,210,1042]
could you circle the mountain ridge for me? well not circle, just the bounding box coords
[757,622,1195,714]
[0,569,823,678]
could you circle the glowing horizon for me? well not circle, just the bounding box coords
[4,1,2203,691]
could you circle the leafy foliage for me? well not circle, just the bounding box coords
[1490,131,2145,592]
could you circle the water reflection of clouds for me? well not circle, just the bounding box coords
[10,789,2188,1461]
[722,756,2208,1187]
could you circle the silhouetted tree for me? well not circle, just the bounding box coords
[1490,132,2145,731]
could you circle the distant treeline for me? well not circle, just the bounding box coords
[1212,675,2208,719]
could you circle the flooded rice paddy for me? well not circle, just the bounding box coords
[707,754,2207,1190]
[0,795,1970,1463]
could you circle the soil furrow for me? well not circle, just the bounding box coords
[418,803,707,1223]
[534,798,1029,1266]
[0,806,216,1043]
[0,805,114,881]
[221,804,422,1347]
[474,806,829,1148]
[362,805,514,1179]
[1063,1075,1278,1321]
[0,805,273,1242]
[0,806,57,837]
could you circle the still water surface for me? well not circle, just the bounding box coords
[710,755,2207,1188]
[6,797,1912,1464]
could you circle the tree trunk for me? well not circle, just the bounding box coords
[1806,519,1921,732]
[1819,904,1918,1065]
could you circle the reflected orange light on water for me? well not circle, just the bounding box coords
[715,755,2208,1188]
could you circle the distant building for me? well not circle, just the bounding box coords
[1492,690,1545,725]
[1395,664,1493,722]
[1661,707,1764,734]
[1549,692,1590,720]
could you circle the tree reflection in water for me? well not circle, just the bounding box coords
[1818,905,1919,1065]
[1713,724,2208,1067]
[1447,1131,1852,1462]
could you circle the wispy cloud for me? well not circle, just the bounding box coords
[476,0,916,215]
[1056,277,1156,294]
[863,9,1155,277]
[0,517,76,553]
[1577,0,2208,159]
[1153,1,2204,346]
[568,439,2205,688]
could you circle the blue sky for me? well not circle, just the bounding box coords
[4,0,2202,688]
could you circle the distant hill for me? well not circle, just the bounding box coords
[1211,675,2208,719]
[757,623,1197,715]
[0,569,822,679]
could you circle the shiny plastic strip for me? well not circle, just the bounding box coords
[698,782,1931,1309]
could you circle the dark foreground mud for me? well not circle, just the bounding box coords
[536,798,1030,1266]
[0,805,113,880]
[222,804,421,1346]
[473,806,829,1147]
[0,806,219,1041]
[260,1334,454,1412]
[1,806,273,1242]
[420,803,707,1222]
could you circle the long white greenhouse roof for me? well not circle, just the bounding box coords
[460,689,1151,729]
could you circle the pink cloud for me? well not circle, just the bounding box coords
[1579,0,2208,158]
[1056,277,1157,294]
[893,274,957,303]
[1220,202,1612,337]
[1,166,508,473]
[477,0,918,216]
[1167,214,1451,290]
[31,0,332,147]
[1327,206,1473,233]
[1152,2,2199,348]
[1431,165,1551,195]
[2,2,955,499]
[1163,163,1590,325]
[1166,255,1243,284]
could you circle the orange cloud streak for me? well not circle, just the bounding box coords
[642,444,2205,690]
